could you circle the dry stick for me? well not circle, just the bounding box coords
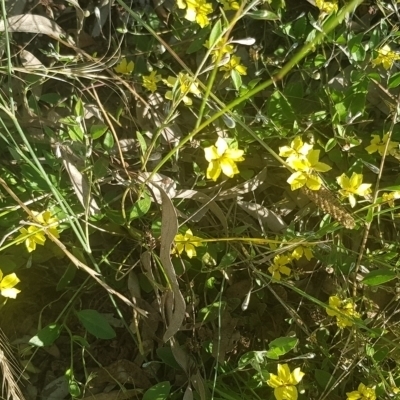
[352,93,400,297]
[0,178,147,316]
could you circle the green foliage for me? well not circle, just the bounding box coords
[3,0,400,399]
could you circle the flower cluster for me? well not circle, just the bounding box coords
[114,58,134,75]
[337,173,371,208]
[164,72,201,106]
[372,45,400,70]
[204,137,244,181]
[177,0,213,28]
[267,240,314,281]
[0,270,20,299]
[16,210,60,253]
[268,254,292,281]
[279,136,372,208]
[382,191,400,207]
[220,55,247,79]
[279,136,331,191]
[142,71,162,93]
[315,0,338,13]
[365,133,399,156]
[173,229,203,258]
[218,0,240,11]
[267,363,305,400]
[346,383,376,400]
[204,37,246,82]
[326,295,360,329]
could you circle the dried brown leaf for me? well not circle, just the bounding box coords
[0,15,75,45]
[156,184,186,342]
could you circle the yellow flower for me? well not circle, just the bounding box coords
[382,191,400,207]
[0,271,21,299]
[15,210,60,253]
[218,0,240,10]
[114,58,134,75]
[204,38,234,62]
[177,0,213,28]
[267,363,305,400]
[326,296,360,329]
[142,70,162,93]
[219,55,247,78]
[372,45,400,70]
[279,136,313,162]
[204,137,244,181]
[365,133,399,156]
[291,244,313,261]
[268,254,292,281]
[337,173,372,208]
[173,229,203,258]
[34,211,60,239]
[287,150,331,191]
[315,0,338,13]
[346,383,376,400]
[164,72,201,106]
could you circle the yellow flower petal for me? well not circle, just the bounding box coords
[207,160,222,181]
[274,385,298,400]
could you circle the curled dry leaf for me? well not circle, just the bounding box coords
[137,172,177,203]
[0,15,75,45]
[175,189,228,232]
[217,167,267,200]
[59,147,101,216]
[155,184,186,342]
[20,49,43,70]
[136,92,182,143]
[237,200,287,233]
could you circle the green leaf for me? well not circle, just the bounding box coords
[136,131,148,155]
[143,382,170,400]
[74,98,84,117]
[266,336,298,359]
[218,251,237,268]
[67,123,84,141]
[29,323,62,347]
[209,19,222,47]
[238,350,267,370]
[186,27,211,54]
[325,138,337,152]
[68,378,81,398]
[348,33,366,62]
[103,131,115,150]
[40,93,62,105]
[246,10,279,20]
[129,195,151,221]
[231,69,242,91]
[198,301,227,323]
[56,264,76,291]
[93,157,109,179]
[362,269,397,286]
[71,335,90,347]
[388,72,400,89]
[90,124,108,140]
[315,369,334,390]
[156,347,182,369]
[77,310,116,339]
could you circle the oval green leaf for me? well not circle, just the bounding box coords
[29,323,62,347]
[77,309,116,339]
[362,269,397,286]
[143,381,171,400]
